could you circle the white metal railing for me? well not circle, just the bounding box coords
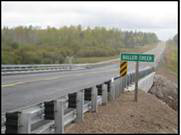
[1,58,120,76]
[1,64,88,75]
[1,66,154,134]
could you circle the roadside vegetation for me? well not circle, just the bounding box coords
[150,34,178,112]
[165,45,177,75]
[74,44,157,63]
[165,34,178,75]
[2,25,159,64]
[156,34,178,82]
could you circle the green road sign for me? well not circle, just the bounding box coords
[121,53,154,62]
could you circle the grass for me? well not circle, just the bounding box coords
[157,43,178,82]
[73,56,118,64]
[120,43,157,53]
[73,44,157,64]
[165,44,178,75]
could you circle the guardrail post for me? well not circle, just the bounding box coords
[130,74,132,85]
[115,79,119,98]
[131,74,133,83]
[114,79,117,98]
[133,73,135,83]
[54,98,65,133]
[129,74,131,86]
[110,78,115,101]
[106,81,111,101]
[118,78,121,96]
[91,86,97,112]
[102,84,108,105]
[76,90,84,122]
[126,75,129,87]
[18,110,32,133]
[122,76,126,93]
[118,78,122,96]
[120,77,123,93]
[129,74,132,84]
[127,75,130,87]
[132,74,134,83]
[125,75,128,88]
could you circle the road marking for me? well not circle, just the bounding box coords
[2,76,62,88]
[2,82,24,87]
[2,44,162,89]
[2,68,118,88]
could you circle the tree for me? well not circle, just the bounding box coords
[2,25,159,64]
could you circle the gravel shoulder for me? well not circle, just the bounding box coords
[65,90,177,133]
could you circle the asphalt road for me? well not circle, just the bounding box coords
[1,43,166,113]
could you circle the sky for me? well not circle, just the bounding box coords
[2,2,178,41]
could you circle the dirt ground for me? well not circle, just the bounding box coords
[156,64,177,83]
[65,91,177,133]
[64,44,178,134]
[152,43,178,111]
[149,75,178,111]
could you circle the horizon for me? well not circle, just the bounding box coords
[2,1,178,41]
[1,25,177,41]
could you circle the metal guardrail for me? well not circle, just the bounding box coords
[1,64,89,76]
[1,66,154,134]
[1,58,119,76]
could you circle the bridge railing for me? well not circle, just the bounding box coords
[1,58,120,76]
[1,64,89,75]
[1,66,154,134]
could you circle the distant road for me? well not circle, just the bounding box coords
[2,43,165,113]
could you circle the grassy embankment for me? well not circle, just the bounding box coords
[165,45,178,75]
[156,43,178,82]
[73,44,157,63]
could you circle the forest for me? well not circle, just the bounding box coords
[166,34,178,46]
[2,25,159,64]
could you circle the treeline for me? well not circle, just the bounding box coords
[2,25,159,64]
[166,34,178,46]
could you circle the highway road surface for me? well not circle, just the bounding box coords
[1,43,166,113]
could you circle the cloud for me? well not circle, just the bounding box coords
[2,1,178,40]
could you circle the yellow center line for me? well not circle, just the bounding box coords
[2,69,118,88]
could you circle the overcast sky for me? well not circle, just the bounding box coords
[2,2,178,41]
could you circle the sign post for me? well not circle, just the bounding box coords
[135,61,139,102]
[120,53,154,102]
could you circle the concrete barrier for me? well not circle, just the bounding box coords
[138,72,155,92]
[125,72,155,93]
